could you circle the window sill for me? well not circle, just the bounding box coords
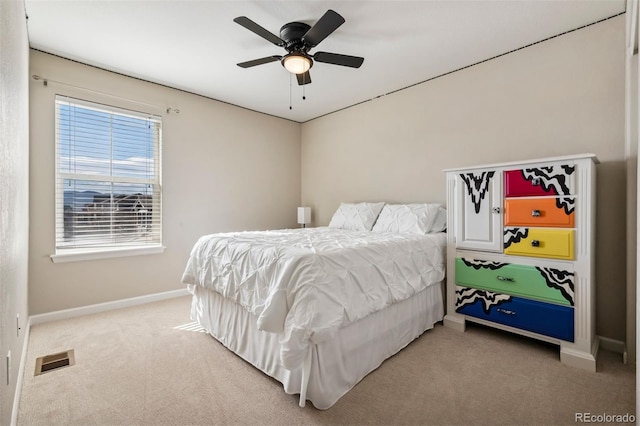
[50,245,165,263]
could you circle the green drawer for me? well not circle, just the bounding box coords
[455,258,574,306]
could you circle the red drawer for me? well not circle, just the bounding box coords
[504,166,575,198]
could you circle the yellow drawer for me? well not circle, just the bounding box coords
[504,228,574,260]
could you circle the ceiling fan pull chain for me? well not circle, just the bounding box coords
[303,79,306,100]
[289,73,293,110]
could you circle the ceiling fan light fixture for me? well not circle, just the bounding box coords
[282,54,312,74]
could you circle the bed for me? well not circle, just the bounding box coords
[181,202,447,409]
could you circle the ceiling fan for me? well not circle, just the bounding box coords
[234,10,364,85]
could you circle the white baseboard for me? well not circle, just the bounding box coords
[598,335,627,359]
[29,288,190,326]
[11,316,31,426]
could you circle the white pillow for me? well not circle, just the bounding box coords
[372,203,447,235]
[429,205,447,233]
[328,202,385,231]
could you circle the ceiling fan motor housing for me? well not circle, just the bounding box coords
[280,22,311,52]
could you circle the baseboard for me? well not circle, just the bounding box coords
[11,316,31,426]
[29,288,190,326]
[598,335,627,360]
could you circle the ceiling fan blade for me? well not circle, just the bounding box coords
[313,52,364,68]
[234,16,284,46]
[302,10,345,47]
[296,71,312,86]
[237,56,282,68]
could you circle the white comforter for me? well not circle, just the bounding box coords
[181,227,446,369]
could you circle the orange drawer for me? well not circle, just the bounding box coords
[504,198,574,228]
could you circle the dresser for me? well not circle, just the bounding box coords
[443,154,599,371]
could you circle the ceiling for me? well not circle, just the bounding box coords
[24,1,626,123]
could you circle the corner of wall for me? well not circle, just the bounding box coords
[1,0,31,424]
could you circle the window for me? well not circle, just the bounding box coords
[53,95,162,261]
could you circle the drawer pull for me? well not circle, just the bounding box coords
[531,240,540,247]
[531,209,541,217]
[531,177,541,186]
[496,276,515,282]
[492,207,501,214]
[497,308,517,316]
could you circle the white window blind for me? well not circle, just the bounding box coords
[55,95,162,253]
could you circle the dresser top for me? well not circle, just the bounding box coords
[443,153,599,172]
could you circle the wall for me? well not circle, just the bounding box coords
[29,51,301,315]
[0,0,30,424]
[301,16,626,341]
[625,0,638,365]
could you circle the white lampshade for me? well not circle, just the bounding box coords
[283,54,312,74]
[297,207,311,225]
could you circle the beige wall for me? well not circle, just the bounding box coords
[29,51,301,315]
[301,16,626,341]
[625,6,637,364]
[1,0,30,423]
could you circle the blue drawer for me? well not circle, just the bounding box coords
[455,286,574,342]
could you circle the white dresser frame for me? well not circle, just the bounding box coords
[443,153,599,371]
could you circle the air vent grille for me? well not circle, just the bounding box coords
[34,349,75,376]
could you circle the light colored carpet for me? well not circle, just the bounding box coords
[18,295,635,426]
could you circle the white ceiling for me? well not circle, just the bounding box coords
[24,1,625,123]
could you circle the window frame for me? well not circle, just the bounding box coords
[51,95,164,263]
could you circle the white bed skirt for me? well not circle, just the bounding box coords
[189,281,445,409]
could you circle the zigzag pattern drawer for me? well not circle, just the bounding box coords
[504,165,575,197]
[455,258,574,306]
[455,286,575,342]
[504,197,575,228]
[503,227,574,260]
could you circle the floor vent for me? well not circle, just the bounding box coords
[34,349,75,376]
